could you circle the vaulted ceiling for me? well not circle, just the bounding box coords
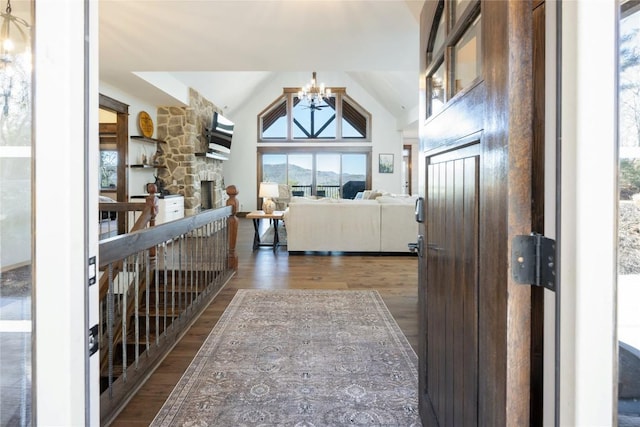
[99,0,423,134]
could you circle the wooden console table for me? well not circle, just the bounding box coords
[246,210,285,252]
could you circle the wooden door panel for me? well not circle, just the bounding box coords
[425,148,479,427]
[461,155,479,426]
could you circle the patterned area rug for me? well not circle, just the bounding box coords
[151,289,420,426]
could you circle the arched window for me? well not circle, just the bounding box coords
[258,89,371,142]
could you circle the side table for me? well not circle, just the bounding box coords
[246,210,285,252]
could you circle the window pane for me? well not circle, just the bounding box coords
[341,98,367,139]
[0,4,32,423]
[100,151,118,189]
[432,4,446,55]
[618,4,640,424]
[316,154,340,198]
[261,99,287,139]
[342,121,364,138]
[259,93,369,141]
[293,96,336,139]
[341,154,367,198]
[288,154,313,196]
[316,105,336,139]
[430,62,446,117]
[262,154,287,183]
[260,151,369,198]
[453,14,482,95]
[262,116,287,139]
[454,0,472,22]
[341,154,366,182]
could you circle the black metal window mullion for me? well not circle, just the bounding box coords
[314,114,336,137]
[293,118,312,138]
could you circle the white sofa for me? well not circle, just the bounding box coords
[283,195,419,253]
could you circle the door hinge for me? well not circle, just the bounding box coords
[88,324,99,356]
[88,256,96,286]
[511,233,556,291]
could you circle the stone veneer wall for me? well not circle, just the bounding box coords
[155,88,225,216]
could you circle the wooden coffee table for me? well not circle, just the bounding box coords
[246,210,285,252]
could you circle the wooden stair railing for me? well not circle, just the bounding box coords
[98,191,158,375]
[99,186,159,238]
[99,191,158,300]
[226,185,239,270]
[99,185,239,425]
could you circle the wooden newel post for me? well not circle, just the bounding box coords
[226,185,239,270]
[147,184,159,258]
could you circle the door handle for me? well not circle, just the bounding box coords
[408,235,424,257]
[414,197,425,223]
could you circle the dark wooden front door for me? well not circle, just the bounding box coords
[424,147,479,425]
[418,1,539,425]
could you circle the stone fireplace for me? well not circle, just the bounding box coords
[200,179,219,210]
[155,89,226,216]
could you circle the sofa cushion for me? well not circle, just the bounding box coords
[376,195,418,206]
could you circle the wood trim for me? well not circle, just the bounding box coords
[448,1,481,48]
[425,0,445,61]
[99,123,117,135]
[98,202,145,213]
[423,81,485,152]
[282,87,346,95]
[427,136,481,164]
[99,93,128,113]
[257,146,372,154]
[99,93,130,233]
[115,112,128,233]
[403,144,413,195]
[477,0,534,424]
[504,0,534,422]
[99,206,232,266]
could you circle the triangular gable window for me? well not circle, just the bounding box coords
[259,89,371,142]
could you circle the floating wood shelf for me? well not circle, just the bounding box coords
[129,164,166,168]
[131,135,166,144]
[195,152,229,161]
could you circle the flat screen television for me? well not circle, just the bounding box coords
[205,112,234,155]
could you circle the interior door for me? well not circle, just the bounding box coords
[417,1,539,425]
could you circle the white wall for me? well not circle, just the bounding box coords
[222,72,407,211]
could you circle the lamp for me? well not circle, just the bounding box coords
[1,0,30,117]
[259,182,279,214]
[298,71,331,108]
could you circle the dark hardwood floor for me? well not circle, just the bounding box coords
[109,216,419,426]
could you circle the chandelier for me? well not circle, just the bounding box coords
[298,71,332,107]
[1,0,30,117]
